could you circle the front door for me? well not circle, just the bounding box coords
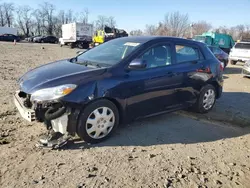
[125,42,183,119]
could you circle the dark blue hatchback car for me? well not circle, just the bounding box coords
[14,36,224,147]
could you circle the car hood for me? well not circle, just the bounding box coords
[18,59,106,93]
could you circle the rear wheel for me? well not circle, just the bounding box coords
[192,84,216,113]
[224,60,228,68]
[77,99,119,144]
[230,60,237,65]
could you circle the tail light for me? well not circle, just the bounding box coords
[219,61,224,71]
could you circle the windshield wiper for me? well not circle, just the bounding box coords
[75,60,103,68]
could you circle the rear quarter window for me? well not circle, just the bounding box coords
[175,45,202,63]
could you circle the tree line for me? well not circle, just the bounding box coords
[0,1,250,40]
[0,2,116,37]
[130,12,250,41]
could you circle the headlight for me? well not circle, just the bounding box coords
[30,84,77,102]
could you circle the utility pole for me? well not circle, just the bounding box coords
[190,23,194,39]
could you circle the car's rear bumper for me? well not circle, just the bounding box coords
[229,56,250,62]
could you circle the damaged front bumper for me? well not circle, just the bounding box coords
[14,91,36,122]
[13,90,79,135]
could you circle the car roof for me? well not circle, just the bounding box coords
[207,45,218,48]
[119,36,206,46]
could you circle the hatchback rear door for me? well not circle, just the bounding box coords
[171,43,208,105]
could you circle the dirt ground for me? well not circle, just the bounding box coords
[1,42,250,188]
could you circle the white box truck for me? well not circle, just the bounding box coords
[59,22,93,48]
[0,26,17,35]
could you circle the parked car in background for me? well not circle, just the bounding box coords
[27,36,39,42]
[229,41,250,65]
[14,36,224,146]
[0,34,20,42]
[34,35,58,43]
[242,60,250,77]
[208,45,229,68]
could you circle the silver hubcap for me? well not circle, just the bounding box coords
[86,107,115,139]
[203,89,215,110]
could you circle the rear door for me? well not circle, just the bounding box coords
[172,43,207,105]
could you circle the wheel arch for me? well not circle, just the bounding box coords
[206,80,221,99]
[81,97,125,125]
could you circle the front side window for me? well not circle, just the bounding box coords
[176,45,200,63]
[140,44,172,68]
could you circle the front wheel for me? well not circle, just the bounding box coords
[230,60,237,65]
[77,99,119,144]
[192,84,216,113]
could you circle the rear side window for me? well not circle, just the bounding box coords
[175,45,200,63]
[235,43,250,49]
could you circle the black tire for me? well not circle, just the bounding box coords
[224,60,228,68]
[230,60,237,65]
[192,84,216,114]
[41,40,44,43]
[77,99,119,144]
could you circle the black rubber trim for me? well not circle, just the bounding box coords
[44,107,66,121]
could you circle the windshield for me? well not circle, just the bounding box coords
[235,43,250,49]
[77,39,142,66]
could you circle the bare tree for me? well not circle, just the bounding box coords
[227,26,238,41]
[144,24,157,35]
[65,9,73,24]
[95,15,107,29]
[39,2,56,35]
[79,8,89,24]
[130,29,143,36]
[163,11,190,37]
[192,21,212,36]
[16,6,33,36]
[32,9,43,35]
[58,10,65,24]
[0,4,6,26]
[236,25,245,40]
[53,10,65,37]
[155,22,168,36]
[2,3,14,27]
[107,16,116,28]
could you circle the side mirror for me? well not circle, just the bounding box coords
[128,59,147,70]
